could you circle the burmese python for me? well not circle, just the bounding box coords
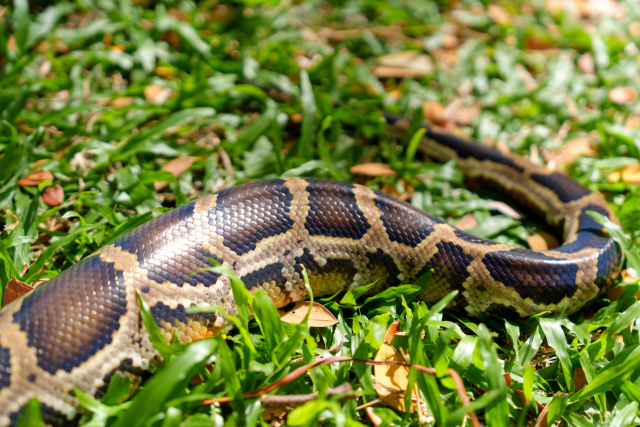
[0,104,621,426]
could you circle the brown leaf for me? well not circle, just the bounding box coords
[4,209,19,231]
[525,35,556,51]
[609,87,637,105]
[626,114,640,129]
[527,232,559,251]
[381,182,414,201]
[144,85,173,104]
[503,373,513,386]
[2,278,33,306]
[630,21,640,38]
[384,321,401,344]
[608,285,624,302]
[578,53,596,75]
[545,137,598,166]
[574,368,587,391]
[534,402,549,427]
[622,269,639,283]
[372,51,433,79]
[17,170,54,186]
[279,301,339,327]
[607,164,640,183]
[488,5,511,25]
[371,66,427,79]
[374,343,416,412]
[490,201,523,220]
[423,101,447,126]
[350,163,396,177]
[111,97,134,108]
[154,156,197,191]
[366,407,383,426]
[440,99,481,126]
[42,185,64,207]
[455,214,477,231]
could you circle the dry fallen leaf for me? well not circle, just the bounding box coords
[534,402,549,427]
[525,35,556,51]
[350,163,396,177]
[17,170,54,186]
[630,21,640,38]
[423,101,447,126]
[374,343,418,412]
[4,209,19,231]
[545,137,597,166]
[366,407,383,426]
[626,114,640,129]
[279,301,339,327]
[527,232,559,251]
[154,156,197,191]
[607,164,640,183]
[574,368,587,391]
[578,53,596,75]
[608,285,624,302]
[622,269,639,283]
[381,182,414,201]
[440,98,481,126]
[111,97,134,108]
[372,51,433,79]
[384,321,401,344]
[144,84,173,104]
[488,4,511,25]
[490,201,523,220]
[42,185,64,207]
[2,278,33,306]
[455,214,478,231]
[609,87,637,105]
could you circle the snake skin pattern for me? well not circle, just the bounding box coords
[0,114,621,426]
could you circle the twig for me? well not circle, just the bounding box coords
[259,382,354,407]
[200,356,436,405]
[448,368,481,427]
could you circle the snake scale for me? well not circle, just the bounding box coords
[0,109,621,426]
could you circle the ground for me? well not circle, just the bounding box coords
[1,0,640,425]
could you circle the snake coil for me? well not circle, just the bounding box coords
[0,110,621,426]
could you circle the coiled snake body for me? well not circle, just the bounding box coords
[0,113,621,426]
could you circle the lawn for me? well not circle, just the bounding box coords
[1,0,640,426]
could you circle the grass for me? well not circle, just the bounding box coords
[1,0,640,425]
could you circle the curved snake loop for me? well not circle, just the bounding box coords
[0,98,621,426]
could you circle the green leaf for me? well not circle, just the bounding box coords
[299,70,316,161]
[111,339,216,427]
[101,212,153,248]
[119,108,216,155]
[340,281,377,306]
[608,401,638,427]
[478,324,508,427]
[547,394,568,425]
[16,399,44,427]
[588,210,640,273]
[253,288,285,356]
[523,365,534,403]
[233,107,277,155]
[539,318,573,392]
[214,334,245,423]
[403,127,426,172]
[137,292,184,360]
[517,324,543,366]
[571,344,640,403]
[21,219,108,284]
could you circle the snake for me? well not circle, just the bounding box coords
[0,107,621,426]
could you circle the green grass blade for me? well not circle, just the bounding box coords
[539,318,573,392]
